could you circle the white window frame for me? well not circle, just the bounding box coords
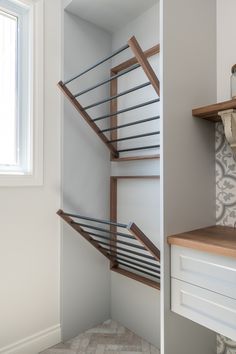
[0,0,44,186]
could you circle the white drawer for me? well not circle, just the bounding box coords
[171,278,236,341]
[171,245,236,299]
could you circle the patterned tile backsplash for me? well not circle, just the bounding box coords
[216,123,236,353]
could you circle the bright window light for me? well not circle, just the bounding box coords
[0,0,32,176]
[0,0,43,185]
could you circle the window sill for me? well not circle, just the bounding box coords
[0,171,43,187]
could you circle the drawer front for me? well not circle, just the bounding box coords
[171,245,236,299]
[171,278,236,341]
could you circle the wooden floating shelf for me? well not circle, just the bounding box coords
[168,225,236,259]
[58,209,161,290]
[192,99,236,122]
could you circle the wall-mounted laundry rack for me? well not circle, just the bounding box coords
[58,36,160,161]
[58,209,160,290]
[58,37,161,289]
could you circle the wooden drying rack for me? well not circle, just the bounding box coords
[110,40,160,161]
[58,208,160,290]
[58,36,160,161]
[57,37,161,290]
[110,175,160,288]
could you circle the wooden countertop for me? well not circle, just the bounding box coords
[167,225,236,258]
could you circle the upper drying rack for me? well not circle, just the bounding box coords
[58,36,160,161]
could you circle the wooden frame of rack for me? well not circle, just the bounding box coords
[110,175,160,288]
[57,208,161,290]
[58,36,160,160]
[110,42,160,162]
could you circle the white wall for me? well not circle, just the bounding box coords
[0,0,62,353]
[111,179,160,346]
[217,0,236,102]
[62,11,112,341]
[110,4,161,348]
[161,0,217,353]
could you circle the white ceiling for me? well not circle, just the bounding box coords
[65,0,157,33]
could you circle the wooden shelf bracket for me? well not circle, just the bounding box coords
[193,99,236,158]
[218,109,236,158]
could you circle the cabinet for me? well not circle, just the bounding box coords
[168,226,236,340]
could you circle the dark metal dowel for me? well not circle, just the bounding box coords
[117,144,160,153]
[93,99,160,122]
[83,82,151,111]
[74,64,140,98]
[64,44,129,85]
[112,256,160,273]
[73,222,134,239]
[108,251,160,268]
[118,261,160,279]
[101,116,160,133]
[101,242,156,260]
[90,233,146,250]
[62,212,127,228]
[108,131,160,144]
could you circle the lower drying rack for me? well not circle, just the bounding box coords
[57,209,160,290]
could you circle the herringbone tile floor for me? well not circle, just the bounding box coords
[40,320,160,354]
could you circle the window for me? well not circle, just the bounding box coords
[0,0,43,185]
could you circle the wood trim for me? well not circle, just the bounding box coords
[110,175,161,263]
[58,81,118,157]
[128,36,160,96]
[111,175,160,179]
[111,44,160,74]
[110,42,160,161]
[192,99,236,122]
[109,67,117,265]
[57,209,112,261]
[110,71,118,161]
[110,177,118,268]
[111,266,160,290]
[128,222,160,261]
[111,154,160,162]
[167,225,236,259]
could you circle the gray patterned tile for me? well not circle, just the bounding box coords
[216,123,236,353]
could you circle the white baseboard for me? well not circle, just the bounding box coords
[0,324,61,354]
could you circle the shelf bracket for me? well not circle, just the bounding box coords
[218,109,236,158]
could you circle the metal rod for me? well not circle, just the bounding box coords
[101,242,156,260]
[108,131,160,144]
[117,145,160,153]
[74,64,140,98]
[118,261,160,279]
[108,251,160,268]
[83,82,151,110]
[93,99,160,122]
[112,256,160,273]
[90,232,146,250]
[62,212,127,228]
[64,44,129,85]
[72,222,134,239]
[101,116,160,133]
